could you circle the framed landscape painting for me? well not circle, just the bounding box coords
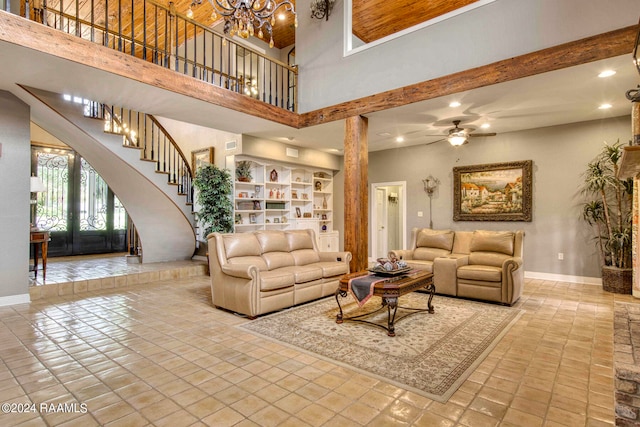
[191,147,214,173]
[453,160,532,221]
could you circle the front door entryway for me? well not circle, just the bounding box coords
[32,146,128,257]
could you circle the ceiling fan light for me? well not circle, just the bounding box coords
[448,135,467,146]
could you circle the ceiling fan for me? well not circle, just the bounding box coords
[426,120,497,146]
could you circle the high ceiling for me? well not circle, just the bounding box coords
[352,0,479,44]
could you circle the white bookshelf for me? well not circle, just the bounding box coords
[230,156,336,243]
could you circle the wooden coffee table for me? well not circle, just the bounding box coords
[335,270,435,337]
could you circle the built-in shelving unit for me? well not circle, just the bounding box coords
[229,156,336,242]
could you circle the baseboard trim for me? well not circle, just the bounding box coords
[0,293,30,307]
[192,255,208,262]
[525,271,601,285]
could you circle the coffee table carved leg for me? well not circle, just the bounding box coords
[386,297,398,337]
[335,288,347,324]
[426,283,436,314]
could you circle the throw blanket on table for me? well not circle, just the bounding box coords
[348,274,388,307]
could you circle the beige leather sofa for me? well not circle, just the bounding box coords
[391,228,524,305]
[207,229,351,317]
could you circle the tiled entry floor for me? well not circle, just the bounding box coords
[3,269,637,426]
[29,254,207,301]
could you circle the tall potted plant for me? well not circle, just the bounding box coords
[193,164,234,236]
[581,140,633,293]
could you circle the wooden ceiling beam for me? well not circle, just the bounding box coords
[298,25,639,128]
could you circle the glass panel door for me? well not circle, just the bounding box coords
[32,146,128,256]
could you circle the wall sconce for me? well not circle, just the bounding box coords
[310,0,335,21]
[422,175,440,229]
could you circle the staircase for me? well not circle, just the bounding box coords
[20,85,196,263]
[96,103,195,222]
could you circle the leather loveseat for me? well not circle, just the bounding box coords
[391,228,524,305]
[207,229,352,317]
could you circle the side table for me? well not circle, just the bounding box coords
[30,230,50,280]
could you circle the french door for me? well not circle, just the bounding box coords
[32,146,127,257]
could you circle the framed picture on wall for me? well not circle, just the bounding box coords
[453,160,533,221]
[191,147,215,173]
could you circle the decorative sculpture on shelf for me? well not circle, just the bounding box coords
[422,175,440,229]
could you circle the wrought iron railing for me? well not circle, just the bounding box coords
[28,0,298,111]
[91,103,195,207]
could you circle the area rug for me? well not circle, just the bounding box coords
[239,293,523,402]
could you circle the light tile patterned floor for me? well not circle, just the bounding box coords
[2,259,637,426]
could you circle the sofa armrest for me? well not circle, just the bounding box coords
[433,254,469,296]
[221,264,259,279]
[502,257,524,305]
[390,249,414,260]
[318,251,352,264]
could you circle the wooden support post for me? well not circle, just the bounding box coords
[344,116,369,273]
[633,101,640,145]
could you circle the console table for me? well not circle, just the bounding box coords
[30,230,50,280]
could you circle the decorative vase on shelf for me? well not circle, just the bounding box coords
[322,195,327,210]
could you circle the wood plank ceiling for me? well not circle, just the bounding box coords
[352,0,480,43]
[41,0,467,51]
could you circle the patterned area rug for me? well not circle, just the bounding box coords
[239,293,523,402]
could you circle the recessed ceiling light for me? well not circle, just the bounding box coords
[598,70,616,78]
[449,101,461,108]
[480,123,491,129]
[395,136,404,143]
[599,103,612,109]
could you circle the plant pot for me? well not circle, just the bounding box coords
[602,266,632,294]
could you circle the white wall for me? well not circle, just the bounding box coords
[367,116,631,279]
[0,91,30,299]
[296,0,639,112]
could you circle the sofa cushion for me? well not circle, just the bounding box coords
[223,233,262,258]
[262,252,295,270]
[404,260,434,272]
[286,230,315,250]
[227,256,268,271]
[414,247,450,262]
[470,231,514,255]
[469,252,511,268]
[457,265,502,282]
[259,270,295,291]
[416,229,454,251]
[291,249,321,265]
[256,231,291,252]
[280,265,323,283]
[315,261,349,278]
[452,231,474,254]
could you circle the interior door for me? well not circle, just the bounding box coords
[375,187,388,258]
[32,146,127,256]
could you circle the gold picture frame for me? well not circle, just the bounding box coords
[453,160,533,222]
[191,147,214,173]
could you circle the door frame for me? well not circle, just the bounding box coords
[370,181,407,262]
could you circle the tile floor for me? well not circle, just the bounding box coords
[1,258,636,426]
[28,254,208,300]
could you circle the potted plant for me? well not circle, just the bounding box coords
[581,140,633,293]
[236,160,253,182]
[193,164,234,236]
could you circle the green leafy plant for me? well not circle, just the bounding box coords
[235,160,253,182]
[193,164,233,236]
[581,140,633,268]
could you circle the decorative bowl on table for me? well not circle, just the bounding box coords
[368,254,409,276]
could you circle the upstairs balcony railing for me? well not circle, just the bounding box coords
[26,0,298,111]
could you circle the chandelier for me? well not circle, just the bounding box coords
[206,0,297,48]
